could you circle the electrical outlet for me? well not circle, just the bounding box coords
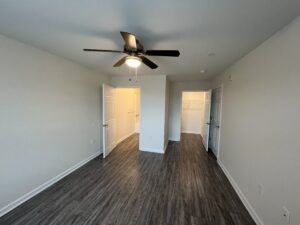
[282,207,290,224]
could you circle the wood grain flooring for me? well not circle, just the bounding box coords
[0,133,256,225]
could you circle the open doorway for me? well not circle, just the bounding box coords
[181,92,208,146]
[181,92,205,135]
[102,84,140,158]
[181,87,222,158]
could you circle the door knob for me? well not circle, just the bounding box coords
[216,125,220,128]
[206,122,211,125]
[102,124,108,127]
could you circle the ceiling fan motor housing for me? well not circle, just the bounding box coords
[83,31,180,69]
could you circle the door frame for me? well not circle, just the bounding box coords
[209,85,223,159]
[179,86,223,158]
[116,86,141,150]
[100,83,142,158]
[133,89,141,133]
[102,83,116,158]
[203,90,212,151]
[179,90,207,142]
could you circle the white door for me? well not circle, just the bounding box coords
[202,90,212,151]
[103,84,116,158]
[208,87,222,157]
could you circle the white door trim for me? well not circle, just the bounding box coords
[216,85,223,158]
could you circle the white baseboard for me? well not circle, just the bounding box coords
[181,131,201,134]
[169,137,180,142]
[0,151,101,218]
[217,160,264,225]
[116,131,136,145]
[104,132,136,158]
[164,141,169,152]
[140,147,164,154]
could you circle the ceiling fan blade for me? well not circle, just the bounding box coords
[145,50,180,57]
[113,57,127,67]
[140,56,158,69]
[83,49,122,53]
[120,31,137,50]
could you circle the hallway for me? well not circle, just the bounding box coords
[0,134,255,225]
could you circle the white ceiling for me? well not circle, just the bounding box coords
[0,0,299,81]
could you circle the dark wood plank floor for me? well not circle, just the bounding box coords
[0,134,255,225]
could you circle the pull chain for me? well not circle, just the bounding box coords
[134,67,138,82]
[127,66,138,82]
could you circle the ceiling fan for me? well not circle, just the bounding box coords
[83,31,180,69]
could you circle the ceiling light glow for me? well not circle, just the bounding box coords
[126,56,141,68]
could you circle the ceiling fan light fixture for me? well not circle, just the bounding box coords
[126,56,141,68]
[84,31,180,69]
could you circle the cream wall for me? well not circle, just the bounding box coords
[212,16,300,225]
[168,81,211,141]
[0,34,109,215]
[114,88,139,144]
[181,92,205,134]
